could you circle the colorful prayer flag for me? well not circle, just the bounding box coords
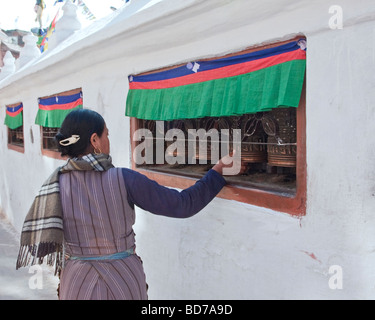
[126,40,306,121]
[40,10,59,53]
[35,91,83,128]
[4,103,23,130]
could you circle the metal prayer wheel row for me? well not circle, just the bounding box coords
[140,108,297,168]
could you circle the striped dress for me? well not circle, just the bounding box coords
[58,167,226,300]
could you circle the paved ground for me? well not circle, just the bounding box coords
[0,217,59,300]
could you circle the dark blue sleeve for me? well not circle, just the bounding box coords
[121,168,227,218]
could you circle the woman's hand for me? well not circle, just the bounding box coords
[212,151,246,176]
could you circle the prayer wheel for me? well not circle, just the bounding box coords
[164,120,188,161]
[267,108,297,167]
[193,118,218,164]
[144,120,157,164]
[241,114,267,163]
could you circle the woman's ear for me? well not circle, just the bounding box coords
[90,132,99,149]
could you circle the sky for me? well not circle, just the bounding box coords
[0,0,126,31]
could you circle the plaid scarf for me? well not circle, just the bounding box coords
[16,153,114,275]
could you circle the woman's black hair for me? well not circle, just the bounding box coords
[55,109,105,158]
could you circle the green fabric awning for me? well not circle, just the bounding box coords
[35,91,83,128]
[4,103,23,129]
[126,40,306,121]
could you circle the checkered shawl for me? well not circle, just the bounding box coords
[16,153,114,275]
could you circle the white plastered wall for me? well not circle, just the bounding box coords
[0,0,375,299]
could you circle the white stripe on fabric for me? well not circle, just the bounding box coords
[22,217,63,231]
[23,217,63,227]
[38,182,60,195]
[22,222,63,232]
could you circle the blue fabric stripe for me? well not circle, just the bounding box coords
[69,248,134,261]
[131,41,301,83]
[39,92,82,106]
[6,103,23,114]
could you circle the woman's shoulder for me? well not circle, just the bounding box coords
[112,167,141,180]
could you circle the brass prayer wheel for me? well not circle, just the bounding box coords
[193,118,218,163]
[165,120,189,161]
[267,108,297,167]
[241,114,267,163]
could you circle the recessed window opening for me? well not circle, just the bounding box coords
[133,106,297,196]
[36,88,83,157]
[8,126,25,148]
[126,37,307,215]
[5,102,24,153]
[41,127,59,152]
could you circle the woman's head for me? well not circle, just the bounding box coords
[55,109,110,158]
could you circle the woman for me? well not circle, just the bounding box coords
[17,109,229,300]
